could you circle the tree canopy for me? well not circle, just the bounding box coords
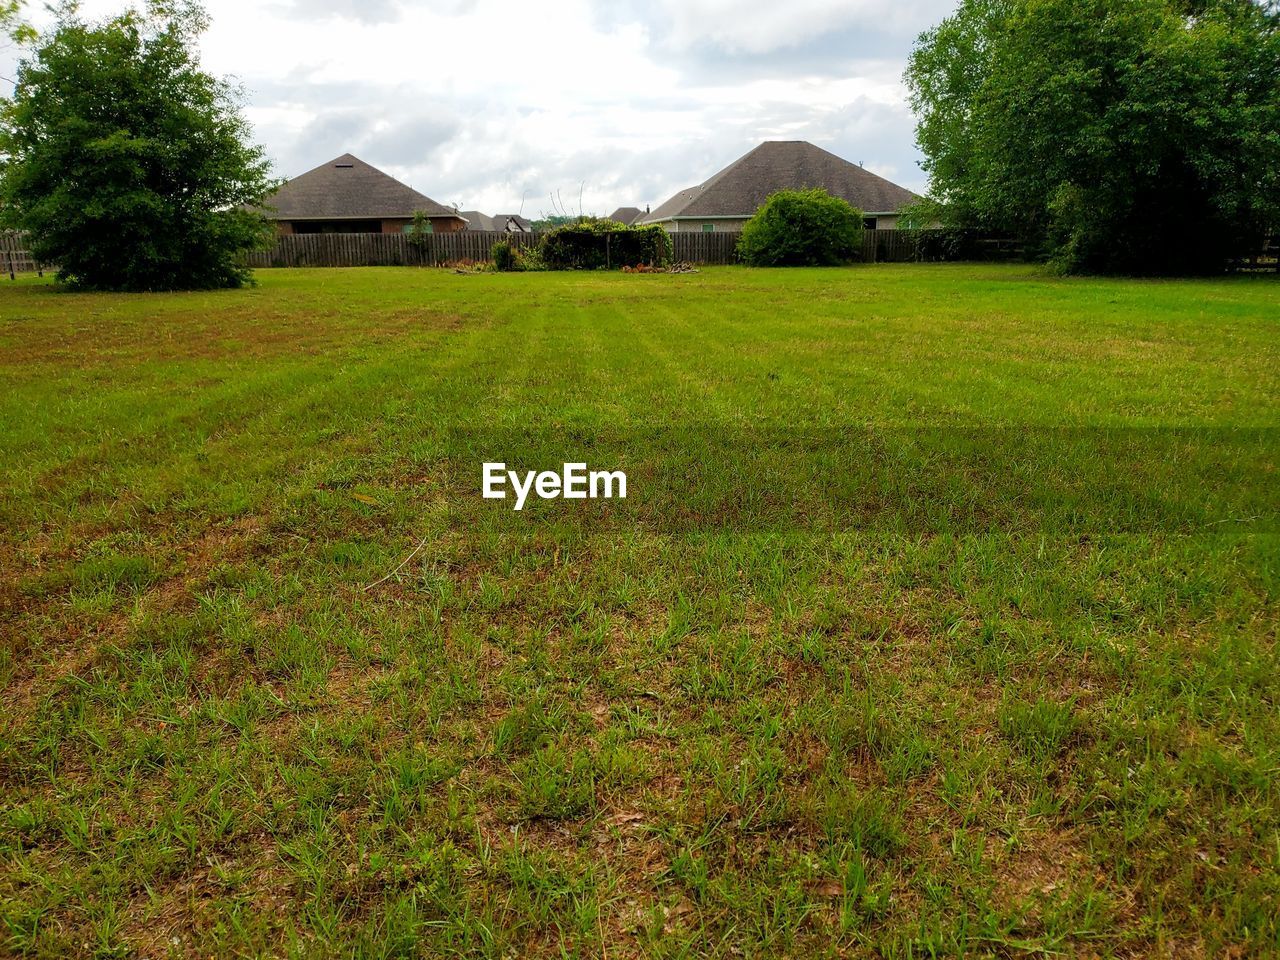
[0,1,275,290]
[737,189,864,266]
[906,0,1280,273]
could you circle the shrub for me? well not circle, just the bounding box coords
[913,228,977,262]
[0,3,274,290]
[407,211,432,260]
[737,189,863,267]
[513,245,544,272]
[491,240,517,271]
[539,218,672,270]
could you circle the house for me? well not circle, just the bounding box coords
[461,211,534,233]
[262,154,465,235]
[607,206,646,225]
[460,210,496,231]
[640,141,919,232]
[494,214,533,233]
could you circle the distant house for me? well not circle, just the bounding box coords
[641,141,919,232]
[461,211,534,233]
[495,214,533,233]
[607,206,646,226]
[460,210,496,231]
[262,154,465,235]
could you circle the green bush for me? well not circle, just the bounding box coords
[513,245,544,271]
[737,189,863,266]
[539,218,672,270]
[0,3,274,290]
[491,240,517,271]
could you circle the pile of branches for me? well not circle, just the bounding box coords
[621,261,699,275]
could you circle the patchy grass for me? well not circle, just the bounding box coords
[1,264,1277,958]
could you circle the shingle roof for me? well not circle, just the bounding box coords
[493,214,533,232]
[460,210,496,231]
[642,141,919,222]
[461,212,531,232]
[263,154,461,221]
[607,206,644,225]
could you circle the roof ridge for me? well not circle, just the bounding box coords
[643,140,918,222]
[264,153,461,221]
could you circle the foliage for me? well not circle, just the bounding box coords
[530,214,580,231]
[737,189,863,266]
[0,0,34,44]
[0,1,275,290]
[513,244,544,271]
[538,218,673,270]
[895,198,945,231]
[491,240,517,271]
[906,0,1280,274]
[911,228,1025,262]
[407,211,432,253]
[488,239,543,271]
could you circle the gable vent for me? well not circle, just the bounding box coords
[334,162,354,168]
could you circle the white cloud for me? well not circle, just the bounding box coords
[268,0,405,25]
[646,0,952,54]
[8,0,947,214]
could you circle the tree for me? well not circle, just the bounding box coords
[531,214,580,231]
[406,210,432,264]
[0,1,35,44]
[0,1,275,290]
[737,189,863,266]
[906,0,1280,274]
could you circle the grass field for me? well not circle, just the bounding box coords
[1,264,1278,958]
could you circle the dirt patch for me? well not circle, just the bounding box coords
[1,515,266,720]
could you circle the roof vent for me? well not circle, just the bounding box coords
[334,162,354,168]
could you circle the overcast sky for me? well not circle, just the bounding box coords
[13,0,955,217]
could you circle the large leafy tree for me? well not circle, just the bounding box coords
[906,0,1280,273]
[0,1,274,290]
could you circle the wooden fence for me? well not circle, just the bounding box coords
[3,228,1277,273]
[243,228,926,268]
[1233,235,1280,273]
[0,231,45,276]
[244,230,540,268]
[861,230,918,263]
[670,231,741,265]
[242,230,742,268]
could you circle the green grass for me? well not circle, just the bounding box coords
[0,264,1277,958]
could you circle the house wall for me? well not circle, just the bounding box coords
[652,219,748,233]
[658,216,902,232]
[680,219,748,233]
[274,218,465,235]
[655,215,916,234]
[426,217,467,234]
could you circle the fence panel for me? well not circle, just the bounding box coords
[1232,235,1279,273]
[862,229,920,263]
[670,231,741,264]
[2,228,1276,274]
[0,228,998,271]
[0,231,45,275]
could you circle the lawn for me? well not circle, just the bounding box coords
[1,264,1277,958]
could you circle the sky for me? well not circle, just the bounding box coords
[10,0,957,218]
